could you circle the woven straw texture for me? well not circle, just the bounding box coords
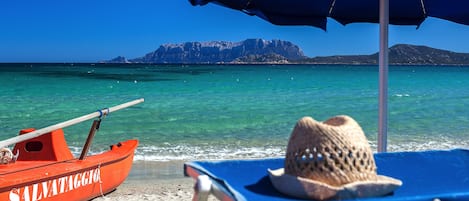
[284,115,377,187]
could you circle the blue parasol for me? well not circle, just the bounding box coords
[190,0,469,30]
[189,0,469,152]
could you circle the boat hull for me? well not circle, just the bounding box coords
[0,139,138,201]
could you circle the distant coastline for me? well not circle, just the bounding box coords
[102,39,469,66]
[2,63,469,69]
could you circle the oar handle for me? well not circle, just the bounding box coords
[0,98,144,148]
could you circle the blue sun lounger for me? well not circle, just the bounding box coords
[184,149,469,201]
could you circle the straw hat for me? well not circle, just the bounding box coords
[269,115,402,200]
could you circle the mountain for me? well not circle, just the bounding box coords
[128,39,305,64]
[104,41,469,65]
[386,44,469,64]
[105,56,130,63]
[103,39,307,63]
[301,44,469,65]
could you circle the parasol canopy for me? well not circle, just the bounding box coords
[190,0,469,30]
[189,0,469,152]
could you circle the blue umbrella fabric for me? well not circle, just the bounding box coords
[190,0,469,30]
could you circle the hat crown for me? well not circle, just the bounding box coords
[284,115,377,187]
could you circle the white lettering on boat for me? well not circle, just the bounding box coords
[8,167,101,201]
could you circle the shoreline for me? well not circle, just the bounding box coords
[92,160,218,201]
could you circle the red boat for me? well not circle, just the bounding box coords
[0,99,143,201]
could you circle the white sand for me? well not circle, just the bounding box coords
[92,178,197,200]
[92,161,218,201]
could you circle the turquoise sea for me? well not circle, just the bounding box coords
[1,63,469,161]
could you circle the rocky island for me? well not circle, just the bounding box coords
[105,39,469,65]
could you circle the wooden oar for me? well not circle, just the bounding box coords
[0,98,144,148]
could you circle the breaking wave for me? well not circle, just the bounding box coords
[69,137,469,162]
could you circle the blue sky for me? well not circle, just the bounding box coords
[1,0,468,62]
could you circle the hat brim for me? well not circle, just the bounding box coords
[268,168,402,200]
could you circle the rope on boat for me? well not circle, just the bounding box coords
[97,108,110,119]
[0,148,13,164]
[98,163,105,198]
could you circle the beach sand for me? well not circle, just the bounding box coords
[92,161,218,201]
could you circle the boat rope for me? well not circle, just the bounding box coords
[97,108,110,119]
[98,163,105,198]
[0,147,13,164]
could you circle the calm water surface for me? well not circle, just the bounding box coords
[1,63,468,161]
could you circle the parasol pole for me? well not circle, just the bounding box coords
[0,98,144,148]
[378,0,389,152]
